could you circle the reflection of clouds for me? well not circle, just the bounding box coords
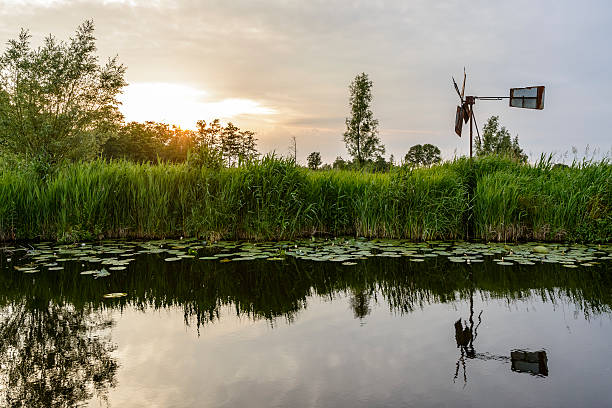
[104,298,459,407]
[96,292,612,407]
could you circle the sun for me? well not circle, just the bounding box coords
[118,82,276,129]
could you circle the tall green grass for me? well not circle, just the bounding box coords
[0,155,609,242]
[473,158,612,242]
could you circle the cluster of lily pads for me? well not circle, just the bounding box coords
[202,239,611,268]
[1,239,610,279]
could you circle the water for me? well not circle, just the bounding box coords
[0,240,611,407]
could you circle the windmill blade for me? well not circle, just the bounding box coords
[452,77,463,102]
[462,102,470,124]
[461,68,466,99]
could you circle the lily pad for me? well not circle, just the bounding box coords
[103,293,127,299]
[94,269,111,278]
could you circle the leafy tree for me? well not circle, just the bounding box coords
[370,155,391,172]
[102,121,195,163]
[102,120,257,166]
[220,122,258,166]
[102,121,165,162]
[343,73,384,165]
[404,144,442,166]
[333,156,348,170]
[307,151,322,170]
[0,20,126,164]
[475,116,527,162]
[196,119,223,149]
[164,125,198,162]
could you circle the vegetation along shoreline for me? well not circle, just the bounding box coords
[0,155,609,244]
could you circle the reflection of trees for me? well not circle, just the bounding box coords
[350,289,372,320]
[0,251,611,333]
[0,297,117,408]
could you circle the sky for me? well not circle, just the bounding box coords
[1,0,611,164]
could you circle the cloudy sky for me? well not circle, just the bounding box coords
[2,0,611,163]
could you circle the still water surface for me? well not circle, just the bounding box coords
[0,240,611,407]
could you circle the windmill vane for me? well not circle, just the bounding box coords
[452,69,545,158]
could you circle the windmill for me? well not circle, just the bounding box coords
[452,69,545,158]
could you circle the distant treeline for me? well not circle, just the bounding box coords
[101,119,257,166]
[0,155,609,243]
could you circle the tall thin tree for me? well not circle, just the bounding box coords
[343,73,384,165]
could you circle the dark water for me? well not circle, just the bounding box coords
[0,243,611,407]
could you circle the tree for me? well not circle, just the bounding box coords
[404,144,441,167]
[333,156,348,170]
[196,119,223,149]
[0,20,126,164]
[102,121,166,162]
[307,151,322,170]
[343,73,384,165]
[371,155,391,172]
[218,122,258,166]
[475,116,527,162]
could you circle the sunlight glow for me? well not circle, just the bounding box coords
[118,82,276,129]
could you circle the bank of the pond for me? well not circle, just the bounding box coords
[0,156,610,242]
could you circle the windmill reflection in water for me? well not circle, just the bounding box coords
[453,271,548,386]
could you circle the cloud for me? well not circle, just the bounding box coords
[119,82,276,129]
[1,0,611,161]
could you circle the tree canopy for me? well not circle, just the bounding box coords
[475,116,527,162]
[307,151,322,170]
[0,20,126,164]
[343,73,384,165]
[102,119,257,166]
[404,144,441,167]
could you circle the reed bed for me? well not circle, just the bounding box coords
[0,155,609,242]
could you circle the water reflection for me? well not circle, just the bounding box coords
[0,298,117,407]
[452,274,483,385]
[451,271,551,385]
[511,350,549,376]
[0,249,610,406]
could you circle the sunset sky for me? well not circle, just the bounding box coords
[2,0,611,163]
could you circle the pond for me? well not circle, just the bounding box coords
[0,239,611,407]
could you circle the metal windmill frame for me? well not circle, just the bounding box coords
[452,69,545,158]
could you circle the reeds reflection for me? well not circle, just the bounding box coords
[0,252,610,330]
[0,250,609,405]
